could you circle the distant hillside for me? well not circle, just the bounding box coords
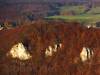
[0,0,100,23]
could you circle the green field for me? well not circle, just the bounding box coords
[47,14,100,23]
[47,6,100,24]
[60,5,100,15]
[60,5,85,15]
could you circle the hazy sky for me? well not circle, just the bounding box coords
[0,0,99,5]
[0,0,88,3]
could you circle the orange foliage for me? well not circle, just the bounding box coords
[0,20,100,75]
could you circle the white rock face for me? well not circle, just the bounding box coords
[8,43,32,60]
[80,47,93,62]
[0,27,3,30]
[45,43,62,57]
[45,46,53,57]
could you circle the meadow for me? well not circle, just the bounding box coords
[47,5,100,25]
